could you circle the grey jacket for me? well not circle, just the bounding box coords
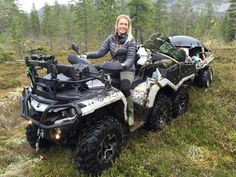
[86,34,136,70]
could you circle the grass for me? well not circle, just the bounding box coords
[0,48,235,177]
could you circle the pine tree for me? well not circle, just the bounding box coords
[75,0,97,51]
[153,0,169,34]
[21,12,31,38]
[227,0,236,40]
[0,0,16,34]
[194,11,207,37]
[53,1,64,37]
[30,3,40,38]
[169,0,195,35]
[205,0,215,37]
[127,0,154,43]
[41,3,56,50]
[61,5,77,43]
[8,4,25,58]
[98,0,120,37]
[221,15,232,41]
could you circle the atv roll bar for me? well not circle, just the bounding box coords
[20,87,83,129]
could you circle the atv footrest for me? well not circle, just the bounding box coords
[129,120,145,132]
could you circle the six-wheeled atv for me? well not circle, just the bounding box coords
[169,35,214,87]
[20,37,214,175]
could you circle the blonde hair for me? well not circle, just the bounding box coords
[115,14,133,44]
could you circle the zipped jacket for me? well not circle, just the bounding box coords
[86,34,136,71]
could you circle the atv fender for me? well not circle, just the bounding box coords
[158,74,195,91]
[132,78,161,108]
[196,54,214,70]
[79,88,128,121]
[132,73,195,109]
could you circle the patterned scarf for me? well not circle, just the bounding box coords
[114,32,128,45]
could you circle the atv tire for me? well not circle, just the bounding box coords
[26,124,53,149]
[195,67,213,87]
[75,116,124,175]
[172,86,189,118]
[144,93,172,131]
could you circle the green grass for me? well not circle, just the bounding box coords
[0,48,235,177]
[0,62,27,89]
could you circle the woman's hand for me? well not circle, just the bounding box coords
[121,63,127,69]
[80,55,87,59]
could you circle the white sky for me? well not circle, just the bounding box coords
[17,0,72,13]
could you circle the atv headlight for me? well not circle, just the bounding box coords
[51,128,62,140]
[60,108,77,117]
[61,110,67,117]
[70,108,77,116]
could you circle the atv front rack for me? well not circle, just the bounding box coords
[32,75,95,100]
[25,57,112,100]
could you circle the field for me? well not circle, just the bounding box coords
[0,48,235,177]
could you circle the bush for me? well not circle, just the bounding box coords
[0,50,15,62]
[27,46,50,55]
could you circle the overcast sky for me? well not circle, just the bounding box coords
[17,0,72,13]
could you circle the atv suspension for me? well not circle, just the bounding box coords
[35,128,44,152]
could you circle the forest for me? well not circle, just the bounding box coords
[0,0,235,177]
[0,0,236,60]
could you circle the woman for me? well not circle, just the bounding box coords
[85,14,136,126]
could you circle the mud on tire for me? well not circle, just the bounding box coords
[144,93,172,131]
[172,86,189,118]
[75,116,124,175]
[26,124,52,149]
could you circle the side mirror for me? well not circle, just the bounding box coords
[71,43,79,55]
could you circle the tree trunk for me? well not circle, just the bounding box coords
[84,1,88,52]
[140,27,144,44]
[134,27,138,43]
[50,38,53,51]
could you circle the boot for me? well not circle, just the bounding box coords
[126,95,134,126]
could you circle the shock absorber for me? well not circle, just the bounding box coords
[35,128,44,153]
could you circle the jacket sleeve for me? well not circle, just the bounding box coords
[122,38,136,68]
[86,35,111,59]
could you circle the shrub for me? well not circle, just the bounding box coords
[0,50,15,62]
[27,46,50,55]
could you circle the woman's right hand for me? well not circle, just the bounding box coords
[80,55,87,59]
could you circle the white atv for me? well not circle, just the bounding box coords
[20,38,214,175]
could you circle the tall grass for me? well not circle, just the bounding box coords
[0,48,235,177]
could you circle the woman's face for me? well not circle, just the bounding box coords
[117,18,129,35]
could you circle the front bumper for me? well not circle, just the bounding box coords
[20,87,82,129]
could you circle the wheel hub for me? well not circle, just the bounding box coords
[158,112,167,129]
[98,133,117,164]
[179,95,187,114]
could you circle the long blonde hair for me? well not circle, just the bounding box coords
[115,14,133,44]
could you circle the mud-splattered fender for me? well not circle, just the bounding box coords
[79,88,128,121]
[132,78,161,108]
